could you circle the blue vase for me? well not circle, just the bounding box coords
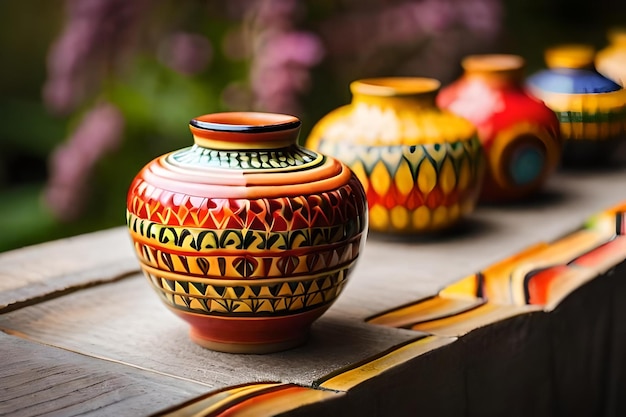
[527,45,626,166]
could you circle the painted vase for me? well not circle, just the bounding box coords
[526,44,626,165]
[307,77,484,234]
[126,112,368,353]
[437,54,561,202]
[596,28,626,86]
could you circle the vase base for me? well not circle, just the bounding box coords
[189,330,308,354]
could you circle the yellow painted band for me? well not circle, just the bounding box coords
[140,259,357,286]
[534,88,626,113]
[318,336,454,391]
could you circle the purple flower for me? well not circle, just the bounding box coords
[43,0,148,114]
[158,32,213,75]
[44,102,124,221]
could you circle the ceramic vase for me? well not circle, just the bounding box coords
[437,54,561,202]
[596,28,626,86]
[126,112,368,354]
[526,44,626,165]
[307,77,484,234]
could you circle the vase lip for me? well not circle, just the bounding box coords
[544,44,595,69]
[190,112,301,134]
[350,77,441,97]
[461,54,525,73]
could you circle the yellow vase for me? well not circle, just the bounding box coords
[306,77,485,234]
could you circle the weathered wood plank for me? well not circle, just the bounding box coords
[0,228,138,313]
[271,263,626,417]
[0,332,210,417]
[0,275,421,390]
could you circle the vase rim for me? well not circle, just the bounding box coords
[544,44,595,69]
[350,77,440,97]
[190,112,301,134]
[461,54,525,72]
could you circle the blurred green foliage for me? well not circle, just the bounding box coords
[0,1,236,251]
[0,2,64,251]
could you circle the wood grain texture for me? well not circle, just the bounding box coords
[0,275,421,390]
[0,332,209,417]
[0,228,138,313]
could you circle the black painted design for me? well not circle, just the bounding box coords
[169,145,321,170]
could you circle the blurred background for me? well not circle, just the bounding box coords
[0,0,624,252]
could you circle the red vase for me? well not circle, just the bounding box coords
[438,54,561,202]
[126,112,368,353]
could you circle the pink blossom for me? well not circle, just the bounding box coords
[158,32,213,75]
[261,32,324,67]
[43,0,147,114]
[44,102,124,221]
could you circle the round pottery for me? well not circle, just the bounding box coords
[437,54,561,203]
[596,28,626,86]
[126,112,368,353]
[307,77,484,234]
[526,44,626,165]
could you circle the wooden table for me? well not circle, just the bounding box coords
[1,164,625,417]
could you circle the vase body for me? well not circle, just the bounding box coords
[438,54,561,202]
[126,112,368,353]
[307,78,484,234]
[526,45,626,165]
[596,28,626,86]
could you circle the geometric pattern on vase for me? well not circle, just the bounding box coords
[141,262,353,317]
[549,105,626,163]
[126,212,363,252]
[128,176,367,316]
[318,135,484,232]
[132,235,362,280]
[556,108,626,141]
[170,144,320,170]
[306,77,485,235]
[126,112,368,353]
[127,178,365,230]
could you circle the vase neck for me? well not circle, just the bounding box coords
[544,44,595,70]
[189,112,301,150]
[461,54,524,86]
[350,77,439,110]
